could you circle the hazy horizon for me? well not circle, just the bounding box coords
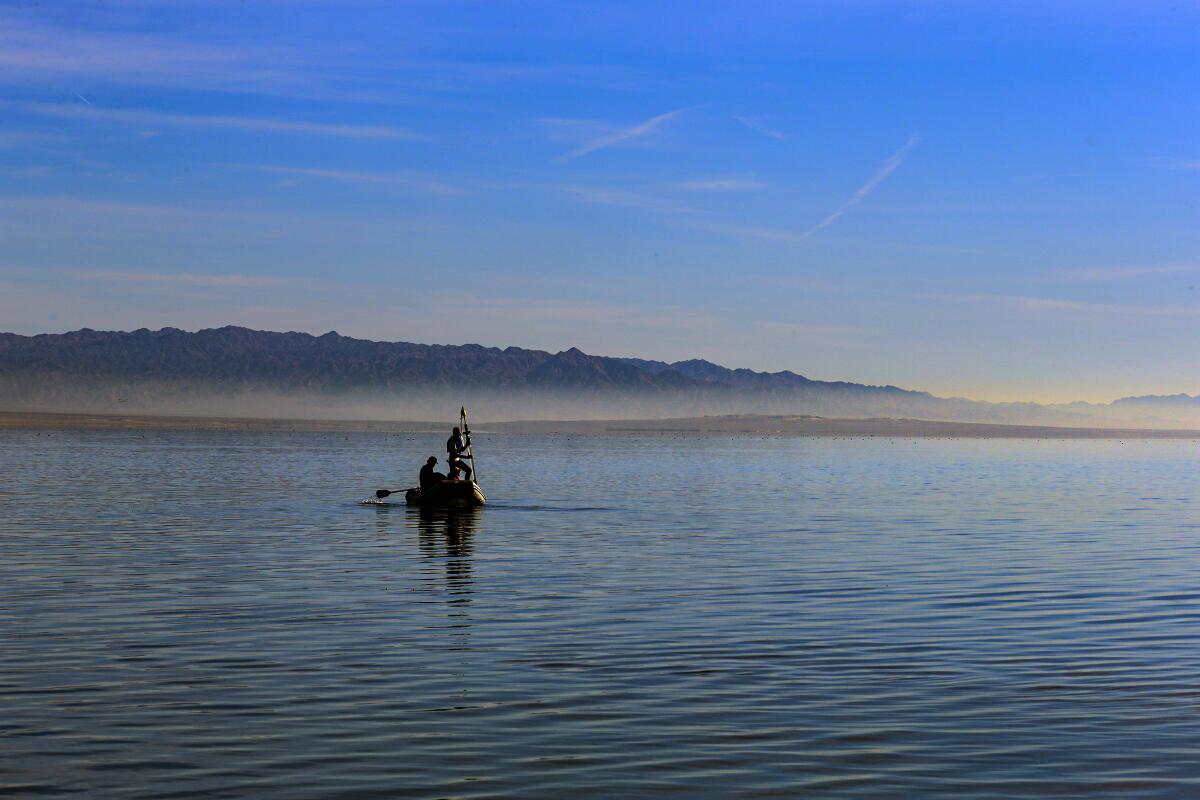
[5,322,1198,409]
[3,325,1200,429]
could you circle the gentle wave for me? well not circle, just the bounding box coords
[2,430,1199,797]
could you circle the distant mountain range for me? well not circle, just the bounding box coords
[1112,393,1200,408]
[0,326,1195,426]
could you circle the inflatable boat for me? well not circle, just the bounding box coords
[405,480,486,507]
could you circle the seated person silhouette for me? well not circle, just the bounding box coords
[419,456,447,491]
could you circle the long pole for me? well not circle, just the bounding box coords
[461,406,478,484]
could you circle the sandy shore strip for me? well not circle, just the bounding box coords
[3,409,1199,439]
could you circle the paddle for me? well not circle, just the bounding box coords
[460,406,479,483]
[374,487,406,499]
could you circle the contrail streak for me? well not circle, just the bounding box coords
[561,108,688,161]
[801,133,920,239]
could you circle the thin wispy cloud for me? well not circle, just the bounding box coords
[732,115,786,140]
[1011,171,1093,182]
[1019,297,1200,317]
[674,178,766,192]
[0,195,203,220]
[1054,264,1200,282]
[682,219,987,256]
[218,164,469,196]
[392,59,641,92]
[684,221,805,242]
[547,184,703,216]
[0,17,359,101]
[935,292,1200,318]
[70,270,284,289]
[800,133,921,239]
[557,108,689,161]
[2,166,54,179]
[0,195,453,242]
[0,19,641,104]
[0,131,66,148]
[752,319,866,338]
[0,20,249,78]
[14,102,417,140]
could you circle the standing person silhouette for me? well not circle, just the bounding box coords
[446,426,472,482]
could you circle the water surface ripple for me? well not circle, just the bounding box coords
[1,431,1198,797]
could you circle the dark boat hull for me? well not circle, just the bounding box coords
[405,480,486,507]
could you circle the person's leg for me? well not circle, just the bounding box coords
[455,458,473,482]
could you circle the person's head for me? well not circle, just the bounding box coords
[426,456,437,465]
[452,427,460,435]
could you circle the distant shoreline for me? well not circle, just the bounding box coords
[3,409,1199,439]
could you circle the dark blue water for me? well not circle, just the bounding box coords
[2,429,1199,798]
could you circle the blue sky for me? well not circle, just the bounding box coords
[1,1,1198,402]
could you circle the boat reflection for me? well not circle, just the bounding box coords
[414,506,477,602]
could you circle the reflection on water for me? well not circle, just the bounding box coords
[2,429,1199,798]
[414,506,476,608]
[372,504,479,640]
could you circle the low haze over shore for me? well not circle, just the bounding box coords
[5,410,1199,441]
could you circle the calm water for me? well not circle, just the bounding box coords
[2,429,1199,798]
